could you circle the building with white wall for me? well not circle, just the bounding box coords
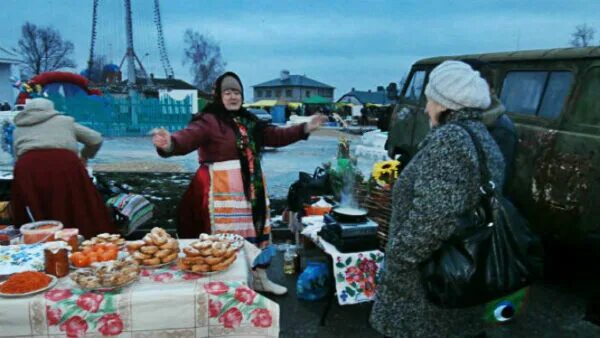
[0,45,21,106]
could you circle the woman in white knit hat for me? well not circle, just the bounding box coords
[370,60,505,338]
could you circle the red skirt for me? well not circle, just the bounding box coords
[11,149,116,238]
[177,166,211,238]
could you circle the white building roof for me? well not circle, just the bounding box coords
[0,44,22,64]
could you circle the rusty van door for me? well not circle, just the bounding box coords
[549,65,600,245]
[503,65,600,246]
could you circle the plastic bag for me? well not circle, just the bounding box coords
[296,261,330,301]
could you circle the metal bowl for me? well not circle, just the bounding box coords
[331,206,368,223]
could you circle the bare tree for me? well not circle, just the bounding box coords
[17,22,76,76]
[183,30,226,92]
[570,24,596,47]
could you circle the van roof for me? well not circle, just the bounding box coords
[415,46,600,65]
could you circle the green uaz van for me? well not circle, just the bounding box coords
[386,46,600,255]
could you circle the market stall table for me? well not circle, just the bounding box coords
[0,239,279,338]
[301,216,385,305]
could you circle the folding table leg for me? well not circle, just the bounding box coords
[319,258,336,326]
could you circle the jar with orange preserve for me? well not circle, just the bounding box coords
[55,229,80,252]
[45,246,69,278]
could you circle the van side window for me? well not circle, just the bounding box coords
[403,70,426,101]
[500,71,573,118]
[538,72,574,119]
[571,67,600,126]
[500,72,547,115]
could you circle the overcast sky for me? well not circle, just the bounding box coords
[1,0,599,100]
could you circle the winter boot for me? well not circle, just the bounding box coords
[252,268,287,295]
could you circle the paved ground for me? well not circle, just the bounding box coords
[265,245,381,338]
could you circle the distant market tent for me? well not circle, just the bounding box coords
[302,95,331,104]
[244,100,278,108]
[287,102,302,109]
[244,100,303,109]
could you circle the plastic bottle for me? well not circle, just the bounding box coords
[293,239,302,274]
[283,243,295,275]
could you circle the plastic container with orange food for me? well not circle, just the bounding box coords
[303,197,333,216]
[20,221,64,244]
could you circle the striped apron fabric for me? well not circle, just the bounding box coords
[208,160,271,245]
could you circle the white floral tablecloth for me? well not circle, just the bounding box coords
[0,240,279,338]
[0,242,69,275]
[301,216,385,306]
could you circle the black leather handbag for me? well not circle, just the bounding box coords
[287,167,331,212]
[420,123,544,308]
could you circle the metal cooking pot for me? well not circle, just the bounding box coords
[331,206,368,223]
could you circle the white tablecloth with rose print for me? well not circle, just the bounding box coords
[0,240,279,338]
[301,216,385,306]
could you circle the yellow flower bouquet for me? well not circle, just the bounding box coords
[371,160,401,189]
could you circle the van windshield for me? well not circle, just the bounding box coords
[402,70,426,102]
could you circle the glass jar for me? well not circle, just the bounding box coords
[283,240,295,275]
[44,247,69,278]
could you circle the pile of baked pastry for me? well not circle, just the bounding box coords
[81,233,126,248]
[177,234,238,273]
[70,257,140,290]
[126,227,180,266]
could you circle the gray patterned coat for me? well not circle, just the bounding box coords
[370,109,505,338]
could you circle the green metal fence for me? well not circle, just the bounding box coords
[48,93,193,136]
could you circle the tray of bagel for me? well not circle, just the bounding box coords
[126,227,180,268]
[178,234,238,274]
[80,233,126,249]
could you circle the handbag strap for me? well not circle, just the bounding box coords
[313,167,326,178]
[451,122,495,195]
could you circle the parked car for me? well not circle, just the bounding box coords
[248,108,272,123]
[386,46,600,263]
